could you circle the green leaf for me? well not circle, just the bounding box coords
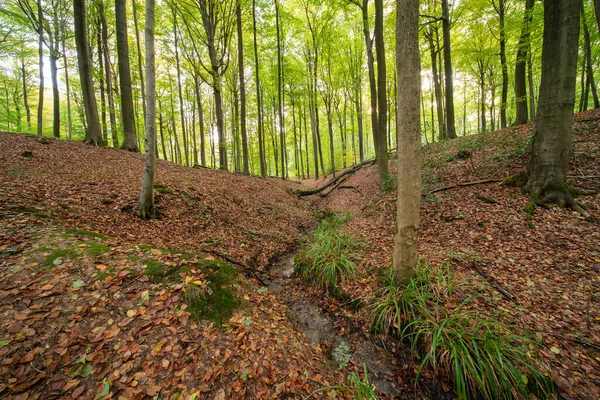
[53,259,63,265]
[72,280,84,288]
[0,339,10,347]
[526,280,535,287]
[95,380,110,398]
[256,287,268,294]
[241,367,250,381]
[242,317,252,327]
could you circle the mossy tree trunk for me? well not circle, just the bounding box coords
[510,0,584,215]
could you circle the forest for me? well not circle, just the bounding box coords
[0,0,599,399]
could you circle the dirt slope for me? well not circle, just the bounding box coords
[320,109,600,399]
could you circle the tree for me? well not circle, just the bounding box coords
[441,0,456,139]
[236,0,249,175]
[374,0,388,181]
[514,0,534,125]
[139,0,156,219]
[73,0,103,145]
[252,0,266,177]
[507,0,583,214]
[115,0,139,151]
[393,0,420,284]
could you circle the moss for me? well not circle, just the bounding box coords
[135,244,153,252]
[86,242,109,257]
[475,194,498,204]
[59,203,71,211]
[65,229,107,240]
[381,173,397,194]
[153,184,171,194]
[20,151,33,158]
[44,249,77,266]
[503,171,528,187]
[186,261,240,324]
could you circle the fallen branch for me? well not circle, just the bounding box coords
[206,250,267,286]
[429,179,502,194]
[338,185,361,193]
[568,175,600,180]
[471,264,517,302]
[294,159,376,197]
[320,175,350,198]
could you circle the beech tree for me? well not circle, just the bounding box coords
[73,0,103,145]
[507,0,583,214]
[139,0,156,219]
[394,0,420,283]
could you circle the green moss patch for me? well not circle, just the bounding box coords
[44,249,77,267]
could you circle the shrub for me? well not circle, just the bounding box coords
[369,263,553,400]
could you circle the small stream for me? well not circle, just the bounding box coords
[266,253,402,398]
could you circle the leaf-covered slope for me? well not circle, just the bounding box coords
[0,131,314,266]
[321,110,600,399]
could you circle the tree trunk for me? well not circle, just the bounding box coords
[21,56,31,132]
[374,0,389,181]
[581,3,599,109]
[514,0,534,125]
[593,0,600,37]
[441,0,456,139]
[99,3,118,147]
[194,74,206,166]
[394,0,421,284]
[36,0,43,136]
[527,46,536,120]
[132,0,147,128]
[139,0,156,220]
[276,0,286,178]
[237,0,249,175]
[172,6,189,167]
[496,0,507,129]
[50,21,60,139]
[252,0,266,177]
[427,26,445,140]
[115,0,139,151]
[97,30,108,144]
[513,0,583,214]
[74,0,103,145]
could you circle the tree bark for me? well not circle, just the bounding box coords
[172,5,189,166]
[74,0,103,145]
[237,0,249,175]
[374,0,389,181]
[394,0,421,284]
[276,0,286,178]
[426,26,445,140]
[581,2,599,109]
[132,0,147,127]
[497,0,508,129]
[194,74,206,166]
[99,2,118,147]
[252,0,266,177]
[115,0,139,151]
[513,0,583,214]
[441,0,456,139]
[139,0,156,220]
[514,0,534,125]
[36,0,43,136]
[21,56,31,132]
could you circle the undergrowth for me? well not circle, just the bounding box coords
[369,262,553,400]
[295,214,360,298]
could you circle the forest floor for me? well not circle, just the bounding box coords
[0,109,599,400]
[310,109,600,400]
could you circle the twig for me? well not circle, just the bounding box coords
[429,179,502,194]
[470,264,517,301]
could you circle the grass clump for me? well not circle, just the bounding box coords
[295,214,360,298]
[369,263,553,400]
[185,262,240,323]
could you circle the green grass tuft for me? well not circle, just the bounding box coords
[369,263,553,400]
[295,214,360,298]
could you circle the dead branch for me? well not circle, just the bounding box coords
[294,159,376,197]
[205,249,267,286]
[337,185,361,193]
[471,264,517,302]
[429,179,502,194]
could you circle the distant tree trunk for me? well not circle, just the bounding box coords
[394,0,421,284]
[99,3,118,147]
[97,29,108,144]
[132,0,147,127]
[581,3,599,109]
[441,0,456,139]
[36,0,43,136]
[303,103,310,178]
[20,56,31,131]
[375,0,388,181]
[237,0,249,175]
[139,0,156,220]
[514,0,534,124]
[252,0,266,177]
[158,101,167,160]
[527,47,536,120]
[276,0,286,178]
[172,5,189,167]
[194,74,206,166]
[116,0,139,151]
[426,26,445,140]
[509,0,583,214]
[50,47,60,137]
[74,0,103,145]
[493,0,508,129]
[593,0,600,36]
